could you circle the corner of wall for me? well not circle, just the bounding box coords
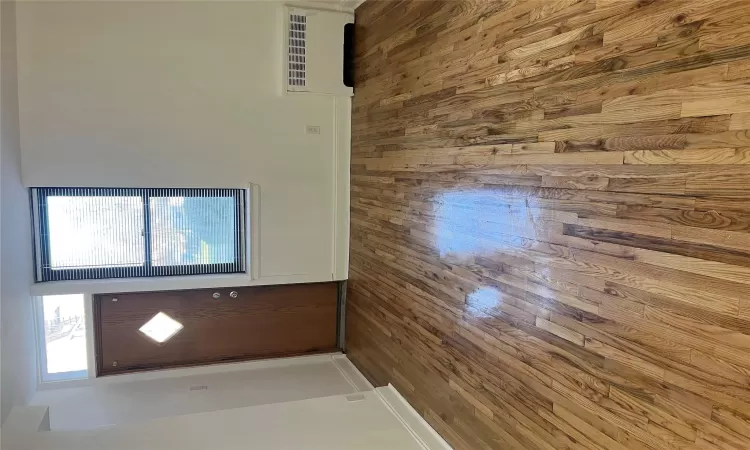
[338,0,366,13]
[3,405,50,432]
[332,354,373,392]
[333,96,351,280]
[1,0,38,426]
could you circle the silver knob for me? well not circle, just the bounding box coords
[230,291,238,298]
[212,292,221,299]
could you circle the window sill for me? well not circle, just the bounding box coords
[30,272,333,296]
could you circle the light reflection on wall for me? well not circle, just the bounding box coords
[433,189,528,258]
[465,286,501,318]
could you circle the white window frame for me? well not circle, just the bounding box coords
[32,187,248,282]
[29,184,260,297]
[34,293,96,386]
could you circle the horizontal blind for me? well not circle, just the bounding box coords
[32,188,246,282]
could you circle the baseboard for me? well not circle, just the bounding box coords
[37,352,343,391]
[375,384,452,450]
[332,354,374,392]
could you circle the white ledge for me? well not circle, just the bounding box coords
[30,272,337,296]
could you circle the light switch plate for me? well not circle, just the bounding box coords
[306,125,321,134]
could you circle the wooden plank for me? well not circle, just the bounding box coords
[729,112,750,130]
[535,316,585,346]
[682,95,750,117]
[623,148,750,165]
[349,0,750,449]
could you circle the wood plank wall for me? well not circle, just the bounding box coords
[347,1,750,449]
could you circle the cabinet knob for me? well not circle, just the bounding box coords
[230,291,238,298]
[212,292,221,299]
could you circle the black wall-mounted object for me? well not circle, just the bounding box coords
[343,23,355,88]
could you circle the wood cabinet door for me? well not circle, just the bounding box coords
[95,282,338,376]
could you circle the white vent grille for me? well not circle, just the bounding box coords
[288,13,307,90]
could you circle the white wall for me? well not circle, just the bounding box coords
[16,1,351,288]
[1,0,37,425]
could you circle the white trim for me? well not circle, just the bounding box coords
[29,184,263,295]
[83,293,96,380]
[332,96,351,280]
[331,97,338,280]
[32,295,47,387]
[375,384,453,450]
[37,352,343,391]
[29,272,332,296]
[33,294,91,386]
[332,354,374,392]
[249,183,261,280]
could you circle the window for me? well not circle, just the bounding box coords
[38,294,88,382]
[32,188,246,282]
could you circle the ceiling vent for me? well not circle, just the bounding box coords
[281,6,353,97]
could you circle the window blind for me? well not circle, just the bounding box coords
[32,188,246,282]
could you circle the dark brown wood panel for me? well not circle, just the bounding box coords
[95,282,338,375]
[348,1,750,449]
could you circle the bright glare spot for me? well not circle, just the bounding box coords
[139,312,184,343]
[467,287,501,310]
[434,189,527,257]
[47,196,145,269]
[466,287,502,318]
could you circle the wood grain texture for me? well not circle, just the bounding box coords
[347,1,750,449]
[95,283,338,375]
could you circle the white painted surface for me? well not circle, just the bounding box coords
[281,6,353,96]
[12,391,427,450]
[30,272,330,296]
[3,405,49,432]
[31,354,363,431]
[1,0,37,425]
[8,356,446,450]
[37,351,341,389]
[16,1,352,289]
[339,0,367,11]
[333,97,351,280]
